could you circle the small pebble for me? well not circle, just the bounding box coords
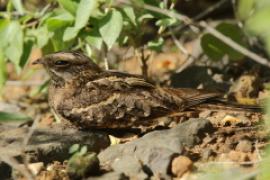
[235,140,253,153]
[228,150,249,162]
[171,156,193,177]
[25,162,44,175]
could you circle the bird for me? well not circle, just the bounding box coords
[33,51,221,129]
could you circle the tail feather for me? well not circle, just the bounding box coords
[164,88,221,107]
[209,98,262,112]
[163,88,262,112]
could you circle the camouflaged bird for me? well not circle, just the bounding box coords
[33,52,220,129]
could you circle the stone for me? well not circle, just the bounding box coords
[228,150,249,162]
[171,156,193,177]
[235,140,253,153]
[111,155,148,179]
[89,172,128,180]
[98,118,213,177]
[0,124,110,179]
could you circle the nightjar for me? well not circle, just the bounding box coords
[33,52,220,129]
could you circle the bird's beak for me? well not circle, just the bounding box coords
[32,58,44,65]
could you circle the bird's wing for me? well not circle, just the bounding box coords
[57,72,174,128]
[87,70,155,89]
[162,88,221,107]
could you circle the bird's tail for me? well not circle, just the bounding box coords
[164,88,262,112]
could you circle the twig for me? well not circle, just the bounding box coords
[193,0,229,21]
[135,48,150,80]
[22,115,40,149]
[169,28,196,73]
[141,47,151,79]
[163,1,196,73]
[199,21,270,68]
[117,0,191,24]
[21,115,41,180]
[255,141,262,161]
[164,0,229,37]
[22,4,52,29]
[6,80,44,86]
[159,0,196,73]
[116,0,270,68]
[102,44,109,70]
[104,56,109,70]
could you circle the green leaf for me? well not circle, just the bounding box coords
[30,80,49,97]
[156,17,177,27]
[52,30,73,51]
[0,111,31,122]
[201,34,225,61]
[99,9,123,49]
[4,21,23,71]
[85,44,92,57]
[63,27,79,41]
[69,144,80,154]
[255,0,270,9]
[57,0,79,15]
[147,37,164,51]
[122,7,137,26]
[246,7,270,35]
[138,13,154,22]
[85,28,103,49]
[201,22,246,61]
[19,40,33,68]
[0,19,10,49]
[266,35,270,55]
[118,35,129,46]
[259,146,270,180]
[243,2,270,55]
[11,0,24,15]
[130,0,144,7]
[0,20,25,70]
[63,0,98,41]
[46,13,74,31]
[28,26,52,48]
[74,0,97,29]
[216,22,247,60]
[0,51,7,90]
[79,145,88,155]
[237,0,254,20]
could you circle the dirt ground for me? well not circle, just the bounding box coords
[0,43,269,180]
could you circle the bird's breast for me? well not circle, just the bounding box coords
[48,83,76,111]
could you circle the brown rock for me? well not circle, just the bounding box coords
[171,156,193,177]
[98,118,212,176]
[235,140,253,153]
[228,150,249,162]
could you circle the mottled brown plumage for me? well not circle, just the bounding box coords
[33,52,220,128]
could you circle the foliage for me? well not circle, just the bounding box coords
[0,0,180,88]
[201,22,247,61]
[201,0,270,61]
[258,98,270,180]
[237,0,270,55]
[68,144,99,178]
[0,0,269,86]
[69,144,88,155]
[0,111,32,122]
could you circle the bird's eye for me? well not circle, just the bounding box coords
[54,60,70,66]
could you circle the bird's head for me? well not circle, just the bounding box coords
[33,52,102,82]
